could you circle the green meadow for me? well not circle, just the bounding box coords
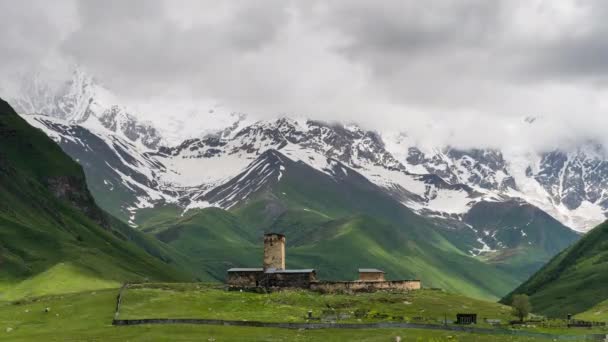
[0,285,562,342]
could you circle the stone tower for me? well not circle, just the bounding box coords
[263,233,285,270]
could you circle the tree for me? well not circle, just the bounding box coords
[511,294,532,322]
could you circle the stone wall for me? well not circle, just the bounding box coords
[265,272,316,288]
[310,280,421,293]
[226,271,263,287]
[227,270,317,289]
[359,272,385,282]
[263,234,285,270]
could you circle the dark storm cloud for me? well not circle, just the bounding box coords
[60,0,289,95]
[325,1,504,57]
[321,1,608,83]
[3,0,608,150]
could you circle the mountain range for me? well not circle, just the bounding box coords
[8,70,608,300]
[11,71,608,232]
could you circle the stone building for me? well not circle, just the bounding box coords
[263,233,285,270]
[227,233,317,288]
[226,233,421,292]
[358,268,385,282]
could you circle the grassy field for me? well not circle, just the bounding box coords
[0,287,560,341]
[119,284,515,326]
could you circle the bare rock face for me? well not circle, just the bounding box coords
[98,106,163,150]
[535,148,608,211]
[46,175,109,229]
[405,147,515,191]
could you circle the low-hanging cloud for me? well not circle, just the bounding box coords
[2,0,608,152]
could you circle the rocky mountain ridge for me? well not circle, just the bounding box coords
[9,71,607,235]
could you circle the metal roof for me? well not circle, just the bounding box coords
[358,268,385,273]
[227,268,264,272]
[264,268,315,274]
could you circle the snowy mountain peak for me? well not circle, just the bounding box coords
[11,71,608,232]
[10,69,166,150]
[12,68,96,123]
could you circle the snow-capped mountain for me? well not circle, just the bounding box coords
[8,70,608,233]
[11,69,165,149]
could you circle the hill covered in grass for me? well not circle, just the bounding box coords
[0,287,560,341]
[501,220,608,317]
[461,200,579,281]
[0,98,201,299]
[576,299,608,322]
[141,151,523,300]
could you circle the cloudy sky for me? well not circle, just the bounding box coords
[2,0,608,150]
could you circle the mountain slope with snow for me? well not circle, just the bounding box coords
[7,70,596,296]
[10,70,606,234]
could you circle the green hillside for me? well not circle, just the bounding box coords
[0,98,197,300]
[142,151,522,300]
[501,220,608,317]
[575,298,608,322]
[462,201,579,281]
[142,208,259,281]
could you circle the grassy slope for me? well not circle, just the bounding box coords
[0,98,195,299]
[143,153,520,300]
[237,156,520,300]
[462,201,580,282]
[286,215,518,299]
[0,286,555,341]
[501,220,608,317]
[142,208,260,281]
[576,298,608,322]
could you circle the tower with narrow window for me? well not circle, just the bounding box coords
[263,233,285,270]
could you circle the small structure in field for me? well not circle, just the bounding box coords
[226,233,421,292]
[358,269,385,282]
[456,313,477,325]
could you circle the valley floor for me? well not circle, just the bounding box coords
[0,284,606,341]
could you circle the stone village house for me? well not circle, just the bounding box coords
[227,233,421,292]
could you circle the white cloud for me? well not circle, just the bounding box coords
[2,0,608,151]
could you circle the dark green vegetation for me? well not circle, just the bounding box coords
[502,220,608,318]
[510,294,532,322]
[0,286,560,341]
[0,98,203,300]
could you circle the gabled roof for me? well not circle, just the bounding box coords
[227,268,264,272]
[358,268,385,273]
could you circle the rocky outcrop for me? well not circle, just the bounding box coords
[45,175,110,229]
